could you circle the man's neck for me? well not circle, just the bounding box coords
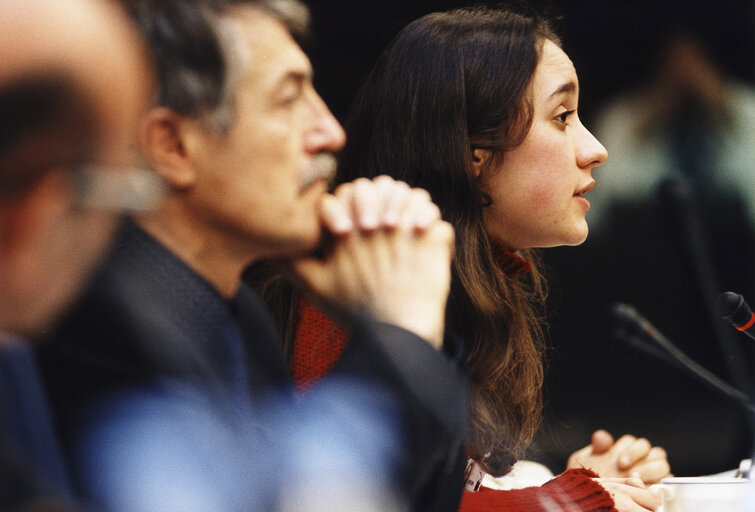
[135,209,249,299]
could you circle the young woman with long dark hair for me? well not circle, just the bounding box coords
[259,5,666,511]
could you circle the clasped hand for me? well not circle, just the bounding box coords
[568,429,672,484]
[568,429,672,511]
[284,176,454,348]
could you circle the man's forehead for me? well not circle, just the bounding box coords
[226,6,312,84]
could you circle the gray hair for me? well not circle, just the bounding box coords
[127,0,309,134]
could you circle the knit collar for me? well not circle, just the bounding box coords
[490,238,532,276]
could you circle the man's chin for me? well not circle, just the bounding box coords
[293,230,329,259]
[299,178,329,197]
[267,227,325,262]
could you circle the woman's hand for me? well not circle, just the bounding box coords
[595,477,660,511]
[568,429,672,484]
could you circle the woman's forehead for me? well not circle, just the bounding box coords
[533,40,579,101]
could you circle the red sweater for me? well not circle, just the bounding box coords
[292,241,531,392]
[290,244,618,511]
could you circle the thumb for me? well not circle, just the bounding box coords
[319,193,354,236]
[591,429,615,454]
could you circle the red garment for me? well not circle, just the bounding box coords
[291,297,348,391]
[490,239,532,276]
[291,239,529,392]
[459,469,616,512]
[291,243,618,511]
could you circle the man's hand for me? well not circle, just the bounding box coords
[595,477,660,511]
[286,176,454,348]
[567,430,672,484]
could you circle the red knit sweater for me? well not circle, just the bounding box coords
[459,468,616,511]
[290,244,618,511]
[291,241,531,391]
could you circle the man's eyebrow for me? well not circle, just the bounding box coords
[273,69,311,89]
[548,81,577,100]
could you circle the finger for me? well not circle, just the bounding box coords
[646,446,667,461]
[628,446,670,482]
[566,444,591,469]
[375,177,410,228]
[610,434,637,463]
[332,180,355,202]
[434,220,455,259]
[595,477,645,487]
[319,194,353,235]
[395,188,433,230]
[412,198,441,232]
[619,437,652,470]
[628,486,661,511]
[351,178,380,230]
[599,481,660,512]
[629,458,672,484]
[591,429,615,454]
[624,476,646,489]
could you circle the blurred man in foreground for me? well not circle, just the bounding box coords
[1,0,155,508]
[1,0,155,338]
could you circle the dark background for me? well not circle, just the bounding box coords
[305,0,754,123]
[303,0,755,477]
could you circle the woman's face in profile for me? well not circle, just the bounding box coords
[480,40,607,251]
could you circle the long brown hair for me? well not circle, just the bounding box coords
[335,6,559,476]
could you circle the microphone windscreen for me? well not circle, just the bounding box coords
[717,291,752,327]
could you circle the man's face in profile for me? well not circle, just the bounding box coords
[183,7,345,262]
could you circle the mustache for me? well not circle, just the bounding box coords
[299,153,337,191]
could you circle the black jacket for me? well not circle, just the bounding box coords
[39,220,468,511]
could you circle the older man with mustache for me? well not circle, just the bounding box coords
[39,0,468,510]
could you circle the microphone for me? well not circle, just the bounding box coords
[717,292,755,342]
[611,303,754,413]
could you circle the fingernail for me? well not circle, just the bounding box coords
[620,455,630,467]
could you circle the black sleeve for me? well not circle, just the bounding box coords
[331,315,469,512]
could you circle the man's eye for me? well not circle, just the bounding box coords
[281,93,300,105]
[279,85,304,106]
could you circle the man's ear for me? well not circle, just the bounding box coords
[472,148,492,178]
[138,107,197,189]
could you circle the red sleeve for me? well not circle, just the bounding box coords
[459,469,617,512]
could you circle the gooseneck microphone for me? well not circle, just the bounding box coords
[717,292,755,342]
[611,303,754,413]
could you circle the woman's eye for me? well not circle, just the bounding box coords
[556,110,575,124]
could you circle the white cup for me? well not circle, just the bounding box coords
[650,476,751,512]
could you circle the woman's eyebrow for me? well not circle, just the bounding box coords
[548,81,576,100]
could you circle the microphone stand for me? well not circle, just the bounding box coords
[613,303,755,478]
[613,303,754,414]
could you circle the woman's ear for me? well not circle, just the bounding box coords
[472,148,491,178]
[138,107,197,189]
